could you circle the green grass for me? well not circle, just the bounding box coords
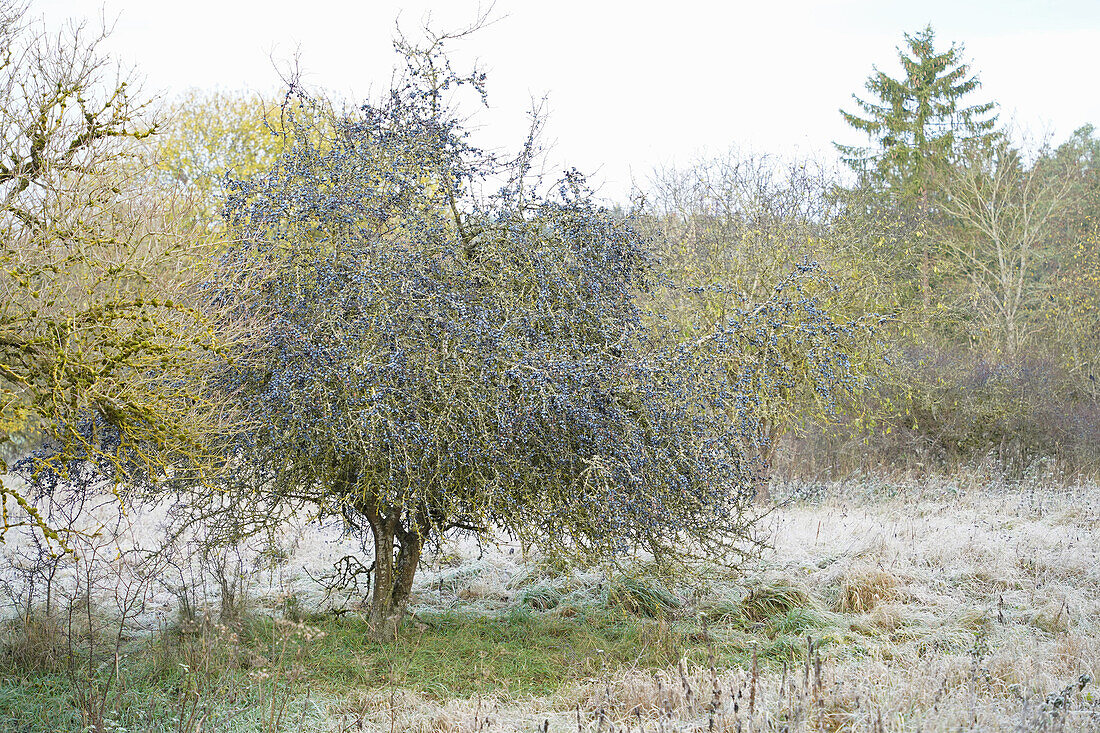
[0,570,856,732]
[0,672,76,732]
[0,596,846,732]
[306,609,720,696]
[330,602,846,696]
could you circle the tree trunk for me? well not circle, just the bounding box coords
[921,242,931,311]
[918,190,931,311]
[753,420,782,505]
[365,505,425,643]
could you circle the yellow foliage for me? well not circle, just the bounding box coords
[153,90,288,229]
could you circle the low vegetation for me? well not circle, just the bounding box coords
[1,477,1097,731]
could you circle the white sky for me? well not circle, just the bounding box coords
[36,0,1100,205]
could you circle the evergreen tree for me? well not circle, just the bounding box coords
[836,25,998,307]
[835,24,998,203]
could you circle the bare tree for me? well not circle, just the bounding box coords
[939,138,1079,356]
[0,1,240,545]
[641,152,891,500]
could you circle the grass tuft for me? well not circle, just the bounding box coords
[830,565,901,613]
[606,575,681,618]
[518,583,562,611]
[739,579,813,623]
[0,612,66,673]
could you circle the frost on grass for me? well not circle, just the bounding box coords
[332,478,1100,731]
[2,477,1099,730]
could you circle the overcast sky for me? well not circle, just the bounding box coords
[36,0,1100,204]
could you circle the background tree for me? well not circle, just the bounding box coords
[1053,228,1100,399]
[938,138,1079,357]
[835,24,998,306]
[836,24,998,201]
[639,153,896,495]
[152,89,287,231]
[1042,125,1100,394]
[0,1,234,544]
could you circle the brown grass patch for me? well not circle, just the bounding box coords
[831,565,901,613]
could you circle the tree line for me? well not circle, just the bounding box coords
[641,25,1100,480]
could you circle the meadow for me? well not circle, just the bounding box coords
[2,474,1097,732]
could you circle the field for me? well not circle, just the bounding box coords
[2,475,1098,732]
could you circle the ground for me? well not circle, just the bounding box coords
[1,475,1098,731]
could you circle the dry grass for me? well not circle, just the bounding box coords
[329,478,1100,731]
[3,476,1100,731]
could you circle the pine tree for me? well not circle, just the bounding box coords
[836,24,998,203]
[836,24,998,306]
